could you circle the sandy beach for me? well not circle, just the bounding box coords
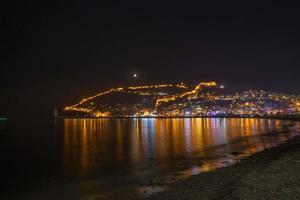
[146,134,300,199]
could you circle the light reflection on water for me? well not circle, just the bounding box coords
[63,118,299,197]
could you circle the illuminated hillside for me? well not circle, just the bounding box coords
[64,82,217,117]
[63,81,300,117]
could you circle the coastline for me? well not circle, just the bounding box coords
[145,133,300,199]
[57,114,300,120]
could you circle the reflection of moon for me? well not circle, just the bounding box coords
[133,73,138,78]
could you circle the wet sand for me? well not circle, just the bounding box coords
[145,135,300,199]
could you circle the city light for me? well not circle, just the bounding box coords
[63,81,300,117]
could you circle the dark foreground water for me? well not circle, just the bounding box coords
[1,118,299,199]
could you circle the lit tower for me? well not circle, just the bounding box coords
[54,108,58,118]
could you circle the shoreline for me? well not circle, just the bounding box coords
[146,133,300,199]
[57,115,300,120]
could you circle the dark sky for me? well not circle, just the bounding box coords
[1,0,300,117]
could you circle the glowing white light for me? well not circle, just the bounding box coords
[220,85,225,89]
[133,73,138,78]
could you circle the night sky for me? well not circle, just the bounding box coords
[1,1,300,117]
